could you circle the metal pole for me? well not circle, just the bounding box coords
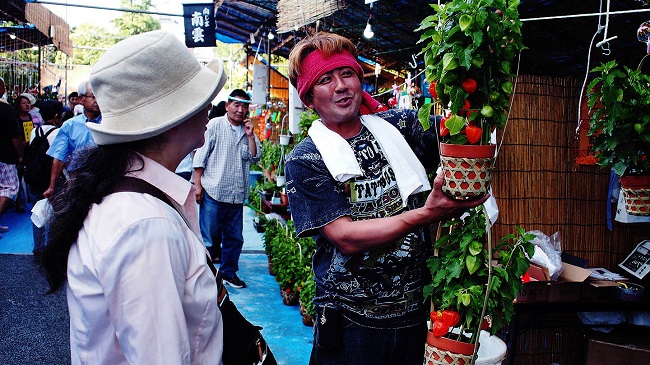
[267,34,271,103]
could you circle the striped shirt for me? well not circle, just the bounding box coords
[192,116,261,204]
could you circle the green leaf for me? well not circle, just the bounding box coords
[469,240,483,256]
[418,103,433,130]
[446,115,466,135]
[465,255,480,275]
[459,293,471,307]
[442,52,459,71]
[459,14,473,32]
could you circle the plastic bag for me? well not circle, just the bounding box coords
[526,230,564,280]
[30,198,52,228]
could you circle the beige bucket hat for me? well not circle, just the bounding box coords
[87,30,227,145]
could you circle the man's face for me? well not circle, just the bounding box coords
[82,84,100,114]
[226,99,250,125]
[307,66,362,127]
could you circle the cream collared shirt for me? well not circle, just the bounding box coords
[66,155,223,365]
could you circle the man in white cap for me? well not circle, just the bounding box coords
[39,30,228,364]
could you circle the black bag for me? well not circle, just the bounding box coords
[23,126,56,189]
[114,177,277,365]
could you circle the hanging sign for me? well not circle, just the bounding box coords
[183,3,216,48]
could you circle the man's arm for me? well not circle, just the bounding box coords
[319,172,488,255]
[43,159,65,199]
[11,136,23,162]
[243,118,258,158]
[192,167,205,204]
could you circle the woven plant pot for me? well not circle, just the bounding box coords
[439,143,496,200]
[281,290,298,306]
[424,330,476,365]
[302,313,315,327]
[620,175,650,216]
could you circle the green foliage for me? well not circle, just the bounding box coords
[265,220,316,292]
[298,275,316,316]
[587,60,650,176]
[293,109,320,144]
[423,206,534,344]
[260,140,283,173]
[248,182,262,213]
[416,0,525,144]
[111,0,161,37]
[70,24,121,65]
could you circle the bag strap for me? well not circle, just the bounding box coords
[43,126,57,138]
[113,176,229,307]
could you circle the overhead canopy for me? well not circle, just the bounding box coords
[214,0,650,77]
[0,0,72,56]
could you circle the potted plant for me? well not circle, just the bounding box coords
[423,206,534,364]
[297,276,316,327]
[587,59,650,215]
[416,0,525,199]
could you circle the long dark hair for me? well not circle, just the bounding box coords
[39,143,146,293]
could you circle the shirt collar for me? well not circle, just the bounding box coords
[127,154,193,207]
[82,113,102,124]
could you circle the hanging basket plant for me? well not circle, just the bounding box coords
[587,58,650,216]
[424,207,534,363]
[416,0,525,199]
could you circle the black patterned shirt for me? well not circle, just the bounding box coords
[285,109,440,328]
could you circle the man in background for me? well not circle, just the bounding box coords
[44,81,101,198]
[60,91,79,123]
[192,89,261,288]
[0,77,21,236]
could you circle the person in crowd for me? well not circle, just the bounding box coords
[27,100,63,253]
[192,89,261,288]
[43,80,102,199]
[0,80,21,237]
[175,151,194,181]
[285,32,488,364]
[18,92,44,130]
[60,91,79,123]
[208,100,227,120]
[196,99,229,261]
[39,30,227,364]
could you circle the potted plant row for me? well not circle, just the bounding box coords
[424,206,534,364]
[263,219,316,307]
[417,0,525,199]
[587,58,650,215]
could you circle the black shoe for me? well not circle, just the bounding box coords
[222,274,246,289]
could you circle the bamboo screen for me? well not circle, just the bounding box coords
[491,75,650,271]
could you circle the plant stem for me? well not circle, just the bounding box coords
[472,207,492,359]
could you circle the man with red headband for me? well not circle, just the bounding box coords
[285,32,487,364]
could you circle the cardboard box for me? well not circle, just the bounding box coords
[586,338,650,364]
[516,262,592,302]
[580,280,619,300]
[549,262,592,301]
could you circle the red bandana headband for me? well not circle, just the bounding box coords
[296,49,364,105]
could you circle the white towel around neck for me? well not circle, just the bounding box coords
[308,114,431,207]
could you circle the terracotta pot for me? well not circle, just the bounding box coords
[620,175,650,216]
[424,329,476,365]
[439,143,496,200]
